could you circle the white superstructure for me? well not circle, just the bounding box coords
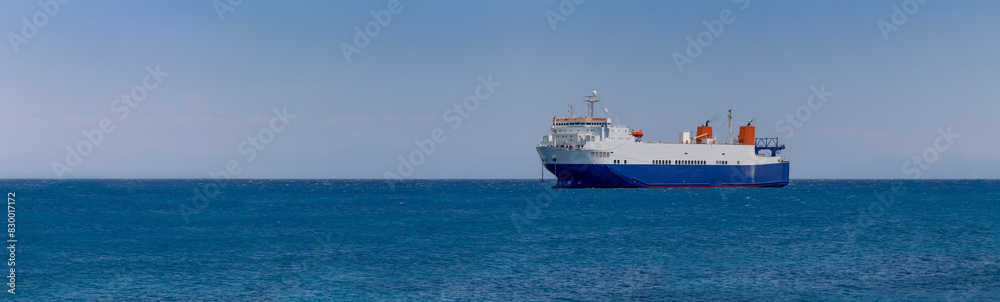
[538,118,783,166]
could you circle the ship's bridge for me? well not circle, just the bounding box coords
[539,91,635,149]
[541,117,634,149]
[553,117,610,127]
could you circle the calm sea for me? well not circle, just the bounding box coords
[3,179,1000,301]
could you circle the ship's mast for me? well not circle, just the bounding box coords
[584,91,600,118]
[727,109,733,144]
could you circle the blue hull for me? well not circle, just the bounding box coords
[543,162,790,188]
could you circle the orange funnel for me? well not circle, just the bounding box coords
[738,126,755,145]
[696,126,713,143]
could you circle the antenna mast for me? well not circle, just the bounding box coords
[584,91,601,118]
[727,109,733,144]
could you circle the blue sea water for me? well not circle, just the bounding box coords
[4,179,1000,301]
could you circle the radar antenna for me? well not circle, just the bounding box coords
[583,91,601,117]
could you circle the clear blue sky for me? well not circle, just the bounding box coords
[1,0,998,179]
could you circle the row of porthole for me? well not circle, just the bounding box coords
[590,151,612,158]
[675,160,706,165]
[645,160,740,165]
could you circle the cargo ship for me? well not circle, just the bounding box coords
[536,92,789,188]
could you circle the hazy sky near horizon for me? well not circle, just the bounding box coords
[2,0,999,179]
